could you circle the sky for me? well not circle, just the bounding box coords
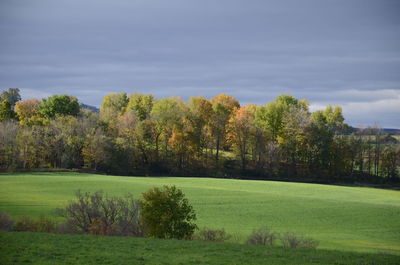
[0,0,399,128]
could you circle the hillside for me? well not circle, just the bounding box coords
[1,232,399,265]
[0,172,399,254]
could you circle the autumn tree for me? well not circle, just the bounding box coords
[15,99,41,125]
[186,96,213,159]
[210,94,240,163]
[229,105,256,171]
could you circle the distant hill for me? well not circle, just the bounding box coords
[80,103,99,113]
[383,128,400,135]
[351,127,400,135]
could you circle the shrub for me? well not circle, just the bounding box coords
[196,227,231,242]
[13,216,37,232]
[36,216,57,233]
[58,190,144,237]
[0,212,14,231]
[141,185,197,239]
[280,232,319,249]
[246,226,277,246]
[55,220,81,234]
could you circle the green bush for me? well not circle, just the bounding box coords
[141,185,197,239]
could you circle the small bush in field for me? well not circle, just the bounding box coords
[13,216,38,232]
[141,185,197,239]
[36,216,57,233]
[0,212,14,231]
[196,227,231,242]
[281,232,319,249]
[57,190,144,237]
[246,226,277,246]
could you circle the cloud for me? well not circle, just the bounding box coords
[0,0,399,128]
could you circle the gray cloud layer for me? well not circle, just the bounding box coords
[1,0,399,127]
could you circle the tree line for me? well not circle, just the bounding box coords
[0,88,399,183]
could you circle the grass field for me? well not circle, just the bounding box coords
[0,172,399,255]
[1,232,399,265]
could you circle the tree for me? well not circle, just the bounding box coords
[323,105,345,133]
[38,95,80,119]
[380,145,400,179]
[82,128,112,171]
[141,185,197,239]
[186,96,213,159]
[0,100,15,121]
[14,99,41,125]
[100,92,128,125]
[126,93,154,121]
[210,94,240,162]
[59,190,144,236]
[228,105,256,171]
[150,97,185,161]
[0,120,18,169]
[254,95,307,141]
[0,88,21,107]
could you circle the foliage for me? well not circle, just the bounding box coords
[126,93,154,121]
[58,190,144,237]
[141,185,197,239]
[380,145,400,179]
[1,91,399,181]
[246,226,277,246]
[38,95,80,119]
[99,92,128,129]
[0,88,21,107]
[15,99,41,125]
[0,100,15,121]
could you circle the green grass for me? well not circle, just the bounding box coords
[0,172,399,254]
[1,232,399,265]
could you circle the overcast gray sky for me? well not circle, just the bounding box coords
[1,0,399,128]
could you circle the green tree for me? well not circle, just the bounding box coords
[100,93,128,121]
[141,185,197,239]
[38,95,80,119]
[254,95,307,141]
[380,145,400,179]
[0,100,15,121]
[150,97,185,160]
[126,93,154,121]
[0,88,21,107]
